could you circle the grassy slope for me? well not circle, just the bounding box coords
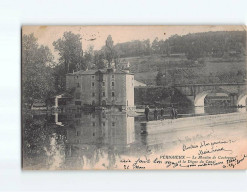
[121,55,246,85]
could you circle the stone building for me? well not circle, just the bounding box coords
[66,68,135,109]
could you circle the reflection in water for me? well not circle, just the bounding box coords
[22,106,247,170]
[64,111,135,169]
[23,110,137,169]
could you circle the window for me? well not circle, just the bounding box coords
[91,75,95,79]
[92,92,95,97]
[92,122,95,126]
[102,92,105,97]
[102,122,105,126]
[112,82,114,86]
[77,76,78,79]
[76,131,80,136]
[92,82,94,87]
[102,82,105,86]
[77,83,80,87]
[112,122,115,127]
[112,92,115,97]
[112,75,114,79]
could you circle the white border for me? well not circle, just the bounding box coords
[0,0,247,192]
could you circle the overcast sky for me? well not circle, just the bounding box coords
[23,25,245,61]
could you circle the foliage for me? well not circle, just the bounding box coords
[22,33,56,103]
[103,35,120,68]
[113,31,246,60]
[53,31,84,73]
[114,39,152,58]
[94,50,107,69]
[156,69,163,86]
[52,31,85,92]
[22,113,66,168]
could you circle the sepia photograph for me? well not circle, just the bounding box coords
[21,25,247,170]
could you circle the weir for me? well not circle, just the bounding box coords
[140,112,247,134]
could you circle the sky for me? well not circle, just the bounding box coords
[22,25,245,61]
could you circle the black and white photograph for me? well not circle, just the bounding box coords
[22,25,247,170]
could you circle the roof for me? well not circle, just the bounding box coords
[67,68,134,76]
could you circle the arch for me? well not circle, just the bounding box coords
[194,91,211,107]
[237,94,247,107]
[194,90,230,107]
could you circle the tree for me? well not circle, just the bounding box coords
[151,37,160,54]
[104,35,115,68]
[143,39,151,55]
[53,31,84,73]
[94,51,106,69]
[22,33,55,103]
[156,69,163,86]
[83,45,95,69]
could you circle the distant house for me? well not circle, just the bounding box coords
[117,60,130,70]
[66,68,135,109]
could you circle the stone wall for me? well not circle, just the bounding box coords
[141,112,247,134]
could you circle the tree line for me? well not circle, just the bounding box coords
[22,32,120,104]
[22,30,246,104]
[114,31,246,59]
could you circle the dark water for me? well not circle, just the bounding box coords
[22,106,246,169]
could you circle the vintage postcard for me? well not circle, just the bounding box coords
[22,25,247,170]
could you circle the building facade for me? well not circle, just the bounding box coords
[66,68,135,109]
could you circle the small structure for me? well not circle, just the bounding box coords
[31,101,47,110]
[117,60,130,70]
[47,94,73,111]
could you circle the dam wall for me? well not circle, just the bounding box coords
[140,112,247,134]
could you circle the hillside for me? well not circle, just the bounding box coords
[121,54,246,85]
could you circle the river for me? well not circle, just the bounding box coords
[22,106,247,170]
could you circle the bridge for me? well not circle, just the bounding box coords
[174,83,247,107]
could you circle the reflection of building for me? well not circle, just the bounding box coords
[66,68,134,109]
[66,111,135,151]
